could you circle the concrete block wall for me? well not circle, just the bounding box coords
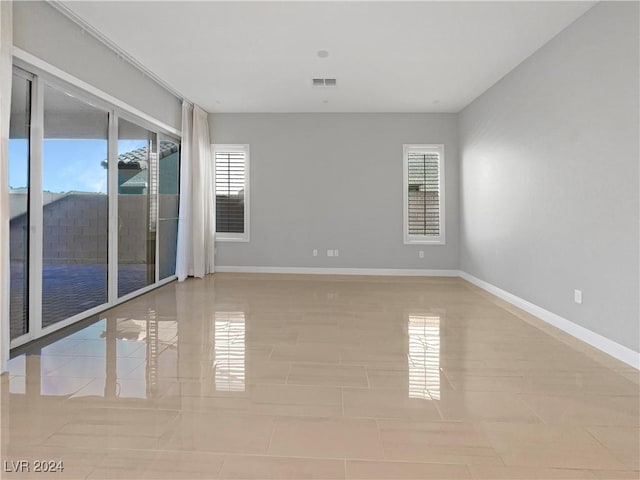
[9,194,152,265]
[117,195,150,264]
[42,194,108,264]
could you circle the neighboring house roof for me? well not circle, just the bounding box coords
[121,170,149,190]
[101,140,179,170]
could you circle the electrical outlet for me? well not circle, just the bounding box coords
[334,249,339,257]
[327,249,334,257]
[574,289,582,304]
[313,249,318,257]
[419,250,424,259]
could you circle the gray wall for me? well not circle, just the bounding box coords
[459,2,639,351]
[211,113,459,270]
[12,1,182,131]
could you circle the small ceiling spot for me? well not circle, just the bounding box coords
[317,50,329,58]
[216,100,222,105]
[432,100,440,104]
[323,99,329,104]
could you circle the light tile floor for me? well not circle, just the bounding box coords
[1,274,638,479]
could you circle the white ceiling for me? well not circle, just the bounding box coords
[61,1,595,113]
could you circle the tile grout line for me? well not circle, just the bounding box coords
[216,455,227,479]
[265,418,277,458]
[284,362,292,385]
[582,425,637,471]
[374,417,385,462]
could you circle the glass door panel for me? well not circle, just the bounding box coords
[42,84,109,327]
[117,119,156,297]
[158,138,180,280]
[9,72,31,339]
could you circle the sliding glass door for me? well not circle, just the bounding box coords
[42,84,109,327]
[158,137,180,280]
[8,65,181,348]
[117,119,157,297]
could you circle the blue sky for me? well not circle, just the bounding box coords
[9,138,147,193]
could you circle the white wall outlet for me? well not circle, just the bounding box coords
[419,250,424,259]
[313,249,318,257]
[574,289,582,304]
[327,249,334,257]
[334,249,339,257]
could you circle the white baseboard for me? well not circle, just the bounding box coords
[459,271,640,370]
[215,266,460,277]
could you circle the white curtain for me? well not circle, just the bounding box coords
[175,102,215,280]
[0,0,13,372]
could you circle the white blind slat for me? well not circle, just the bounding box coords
[215,150,246,234]
[407,151,441,237]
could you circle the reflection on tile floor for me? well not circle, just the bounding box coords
[1,274,639,479]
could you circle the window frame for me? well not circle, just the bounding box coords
[403,144,446,245]
[213,144,250,242]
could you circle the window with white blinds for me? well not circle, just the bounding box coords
[403,144,445,244]
[213,144,250,241]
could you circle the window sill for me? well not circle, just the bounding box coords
[404,238,445,246]
[215,236,250,243]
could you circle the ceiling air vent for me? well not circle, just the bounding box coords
[312,78,337,88]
